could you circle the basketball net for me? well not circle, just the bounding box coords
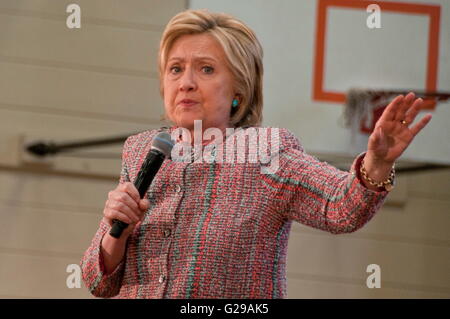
[343,88,449,146]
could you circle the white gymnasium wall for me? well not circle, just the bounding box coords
[0,0,186,298]
[189,0,450,298]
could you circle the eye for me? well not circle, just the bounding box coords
[202,66,214,74]
[169,66,181,74]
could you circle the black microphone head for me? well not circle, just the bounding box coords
[152,132,174,157]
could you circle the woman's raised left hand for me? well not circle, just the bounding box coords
[366,92,433,165]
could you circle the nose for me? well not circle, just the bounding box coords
[179,67,197,92]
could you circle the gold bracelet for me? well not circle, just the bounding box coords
[360,158,395,191]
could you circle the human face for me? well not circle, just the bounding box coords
[163,33,236,133]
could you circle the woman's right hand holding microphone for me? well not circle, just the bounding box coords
[100,182,149,274]
[103,182,150,238]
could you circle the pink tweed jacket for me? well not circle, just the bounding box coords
[80,126,390,298]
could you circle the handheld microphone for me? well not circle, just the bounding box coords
[109,132,174,238]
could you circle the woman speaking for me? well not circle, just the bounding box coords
[80,9,432,298]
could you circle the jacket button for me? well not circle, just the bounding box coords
[159,275,166,283]
[163,229,171,238]
[175,185,181,193]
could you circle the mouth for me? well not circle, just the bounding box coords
[178,99,199,107]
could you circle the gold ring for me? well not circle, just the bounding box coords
[401,120,407,125]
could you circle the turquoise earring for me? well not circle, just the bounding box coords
[232,99,239,108]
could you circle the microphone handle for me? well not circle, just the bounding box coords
[109,150,165,238]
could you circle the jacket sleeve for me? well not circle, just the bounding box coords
[79,137,132,298]
[262,129,391,234]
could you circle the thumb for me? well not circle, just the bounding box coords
[378,126,384,140]
[375,126,388,150]
[139,199,150,211]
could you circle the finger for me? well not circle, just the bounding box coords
[105,209,134,225]
[107,200,140,223]
[410,114,432,137]
[380,95,404,122]
[404,98,424,125]
[394,92,415,122]
[111,190,139,212]
[120,182,141,203]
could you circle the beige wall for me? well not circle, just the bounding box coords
[0,0,186,298]
[287,170,450,298]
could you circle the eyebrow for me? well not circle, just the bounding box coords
[167,56,218,63]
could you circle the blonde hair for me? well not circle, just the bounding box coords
[158,9,264,128]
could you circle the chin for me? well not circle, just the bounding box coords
[175,113,204,129]
[175,117,197,129]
